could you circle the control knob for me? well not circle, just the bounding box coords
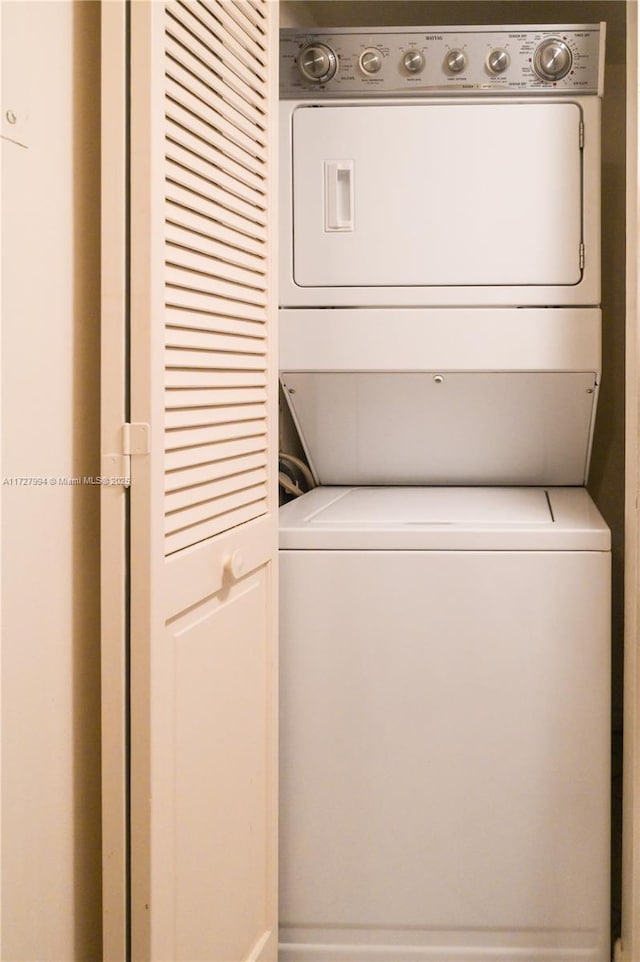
[533,38,573,82]
[487,48,510,74]
[403,49,425,73]
[298,42,338,84]
[359,47,383,74]
[445,49,467,73]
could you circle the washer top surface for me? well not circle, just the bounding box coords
[302,486,552,524]
[279,487,610,551]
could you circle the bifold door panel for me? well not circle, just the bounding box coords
[292,102,583,289]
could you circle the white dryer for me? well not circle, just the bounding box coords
[279,486,610,962]
[279,24,605,308]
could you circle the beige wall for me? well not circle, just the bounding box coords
[1,1,102,958]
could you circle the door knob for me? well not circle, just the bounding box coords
[223,550,244,580]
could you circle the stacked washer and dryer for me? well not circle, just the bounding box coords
[278,24,611,962]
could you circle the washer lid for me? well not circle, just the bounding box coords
[307,486,551,525]
[279,487,610,551]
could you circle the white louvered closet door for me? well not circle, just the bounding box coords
[102,1,279,959]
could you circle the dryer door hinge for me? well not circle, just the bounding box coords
[579,120,584,149]
[579,243,585,270]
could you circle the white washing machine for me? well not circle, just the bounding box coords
[279,486,610,962]
[278,23,611,962]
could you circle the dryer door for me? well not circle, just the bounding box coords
[292,102,583,289]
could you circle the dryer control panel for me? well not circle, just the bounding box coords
[280,24,605,98]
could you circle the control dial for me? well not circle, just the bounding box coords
[359,47,383,74]
[533,38,573,82]
[487,48,510,74]
[403,49,425,74]
[298,42,338,84]
[445,49,467,73]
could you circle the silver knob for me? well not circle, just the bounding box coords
[533,38,573,82]
[298,42,338,84]
[359,47,383,75]
[487,48,510,74]
[403,50,425,74]
[444,50,467,73]
[445,49,467,73]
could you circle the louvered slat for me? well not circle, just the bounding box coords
[165,76,266,159]
[206,1,266,64]
[165,386,267,408]
[165,37,266,133]
[165,499,268,555]
[166,116,265,192]
[163,0,270,555]
[207,3,265,55]
[174,1,267,88]
[165,369,266,389]
[166,138,266,208]
[234,0,266,27]
[166,14,266,112]
[166,173,266,241]
[166,325,265,351]
[178,1,267,81]
[166,418,265,452]
[166,434,266,473]
[165,306,265,337]
[165,402,266,429]
[166,248,267,302]
[166,100,264,179]
[166,281,266,324]
[166,56,266,144]
[165,450,266,493]
[166,155,267,227]
[165,282,266,323]
[166,221,265,277]
[166,348,265,372]
[165,483,266,534]
[165,466,267,512]
[166,199,266,258]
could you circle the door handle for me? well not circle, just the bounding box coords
[223,550,244,580]
[324,160,354,231]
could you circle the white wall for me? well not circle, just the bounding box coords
[1,1,102,958]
